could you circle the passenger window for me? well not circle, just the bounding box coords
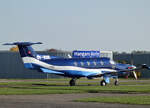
[74,62,78,66]
[80,62,84,66]
[93,61,97,66]
[100,61,104,66]
[87,61,90,66]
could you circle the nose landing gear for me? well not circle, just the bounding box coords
[114,79,119,86]
[100,78,119,86]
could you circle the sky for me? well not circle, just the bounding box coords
[0,0,150,52]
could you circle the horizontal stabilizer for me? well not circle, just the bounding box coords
[3,42,42,46]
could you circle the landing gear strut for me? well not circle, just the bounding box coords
[114,78,119,86]
[100,77,119,86]
[69,78,76,86]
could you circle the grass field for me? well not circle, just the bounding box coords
[0,78,150,105]
[0,78,150,95]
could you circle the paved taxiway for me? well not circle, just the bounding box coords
[0,93,150,108]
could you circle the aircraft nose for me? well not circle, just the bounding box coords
[132,65,136,69]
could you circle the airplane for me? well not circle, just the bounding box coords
[3,42,150,86]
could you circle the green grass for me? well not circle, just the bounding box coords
[0,79,150,95]
[76,96,150,105]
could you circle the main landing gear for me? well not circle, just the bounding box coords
[69,78,119,86]
[69,78,76,86]
[100,80,107,86]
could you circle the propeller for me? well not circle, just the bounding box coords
[128,66,137,80]
[132,68,137,80]
[130,53,137,80]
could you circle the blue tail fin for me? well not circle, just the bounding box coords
[4,42,42,69]
[4,42,42,58]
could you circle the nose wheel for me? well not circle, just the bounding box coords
[114,79,119,86]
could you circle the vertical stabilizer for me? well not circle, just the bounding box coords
[3,42,42,69]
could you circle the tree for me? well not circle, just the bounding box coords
[10,46,19,52]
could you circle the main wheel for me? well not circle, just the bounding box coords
[100,80,107,86]
[114,80,119,86]
[69,79,76,86]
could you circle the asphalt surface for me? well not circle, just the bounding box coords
[0,93,150,108]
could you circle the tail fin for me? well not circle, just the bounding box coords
[4,42,42,58]
[3,42,42,69]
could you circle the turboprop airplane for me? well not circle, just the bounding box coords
[3,42,150,86]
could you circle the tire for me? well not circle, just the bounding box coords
[100,80,107,86]
[69,79,76,86]
[114,80,119,86]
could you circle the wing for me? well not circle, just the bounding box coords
[103,64,148,74]
[87,64,149,78]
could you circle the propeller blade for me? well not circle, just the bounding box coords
[133,71,137,80]
[130,53,137,79]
